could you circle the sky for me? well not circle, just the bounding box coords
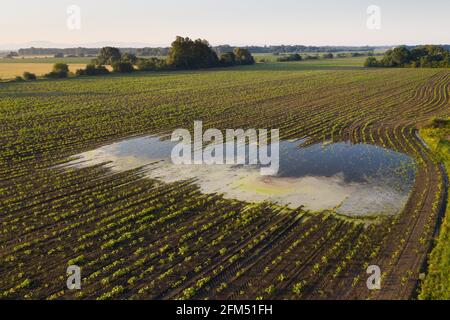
[0,0,449,48]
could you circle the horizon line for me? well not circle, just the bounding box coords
[2,41,450,51]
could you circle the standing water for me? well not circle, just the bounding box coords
[64,135,416,217]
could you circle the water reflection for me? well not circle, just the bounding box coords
[65,135,416,217]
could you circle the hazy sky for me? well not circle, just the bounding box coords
[1,0,449,47]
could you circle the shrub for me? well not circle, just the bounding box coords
[121,53,138,65]
[136,58,167,71]
[234,48,255,65]
[76,64,110,76]
[219,52,236,67]
[45,63,69,78]
[277,54,302,62]
[111,61,134,73]
[53,63,69,73]
[364,57,380,67]
[45,71,68,78]
[23,72,37,81]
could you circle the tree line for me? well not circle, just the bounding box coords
[10,36,255,81]
[12,42,363,81]
[16,45,388,57]
[365,45,450,68]
[75,36,254,75]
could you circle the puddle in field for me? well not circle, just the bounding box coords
[65,135,416,217]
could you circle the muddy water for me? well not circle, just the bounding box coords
[65,135,416,217]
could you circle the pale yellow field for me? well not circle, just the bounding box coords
[0,63,86,79]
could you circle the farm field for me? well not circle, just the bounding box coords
[0,63,87,79]
[0,56,366,79]
[0,58,449,300]
[0,57,93,64]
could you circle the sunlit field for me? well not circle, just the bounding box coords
[0,56,367,79]
[0,63,87,79]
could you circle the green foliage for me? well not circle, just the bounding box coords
[92,47,139,74]
[111,61,134,73]
[23,72,37,81]
[419,119,450,300]
[219,52,237,66]
[76,64,110,76]
[68,254,85,266]
[97,47,122,65]
[364,57,380,67]
[366,45,450,68]
[0,60,447,300]
[53,63,70,73]
[44,63,69,78]
[97,285,124,300]
[219,48,256,66]
[304,54,319,60]
[167,36,219,69]
[233,48,255,65]
[136,57,167,71]
[277,54,302,62]
[121,53,138,65]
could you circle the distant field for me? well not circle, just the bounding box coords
[0,63,87,79]
[0,56,92,79]
[0,56,366,79]
[0,56,92,64]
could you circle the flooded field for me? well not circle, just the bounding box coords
[65,135,416,217]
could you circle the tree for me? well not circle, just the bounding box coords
[323,53,334,59]
[97,47,122,65]
[167,36,195,69]
[136,57,167,71]
[45,63,69,78]
[167,36,219,69]
[277,54,302,62]
[53,63,69,73]
[373,45,450,68]
[391,46,411,66]
[121,53,138,65]
[291,53,302,61]
[76,64,110,76]
[233,48,255,65]
[23,72,37,80]
[219,52,236,66]
[111,61,134,73]
[364,57,379,67]
[381,46,411,67]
